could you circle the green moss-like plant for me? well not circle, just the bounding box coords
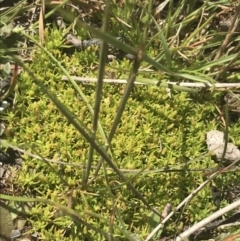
[4,4,240,239]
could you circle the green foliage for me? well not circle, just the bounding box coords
[2,0,240,240]
[5,26,228,240]
[147,210,163,239]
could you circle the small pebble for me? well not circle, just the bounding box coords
[206,130,240,163]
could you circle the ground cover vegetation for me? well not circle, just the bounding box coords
[1,0,240,240]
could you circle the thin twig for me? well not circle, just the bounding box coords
[218,221,240,229]
[175,199,240,241]
[61,76,240,89]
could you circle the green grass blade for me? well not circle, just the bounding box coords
[83,0,111,187]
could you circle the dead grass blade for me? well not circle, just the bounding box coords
[39,0,45,43]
